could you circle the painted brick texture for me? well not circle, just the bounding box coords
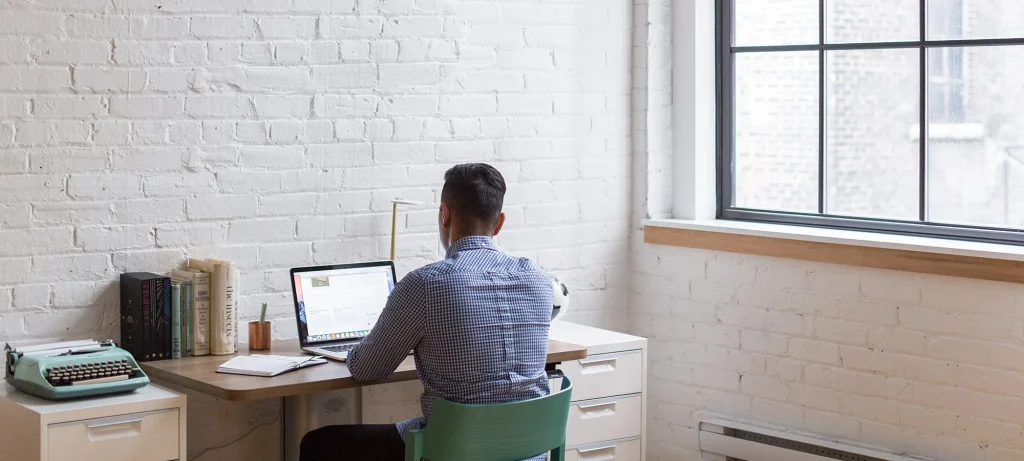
[632,1,1024,460]
[632,241,1024,461]
[0,0,632,346]
[0,2,631,459]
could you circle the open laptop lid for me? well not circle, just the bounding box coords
[290,261,397,348]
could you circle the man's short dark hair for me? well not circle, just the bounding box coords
[441,163,506,226]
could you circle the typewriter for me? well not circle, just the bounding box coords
[4,339,150,400]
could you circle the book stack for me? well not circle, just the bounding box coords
[119,258,239,362]
[119,273,171,362]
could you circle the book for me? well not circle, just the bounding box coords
[156,277,171,360]
[192,268,211,354]
[142,278,152,359]
[189,258,237,355]
[216,355,326,377]
[120,272,170,362]
[165,278,172,359]
[223,261,239,351]
[213,260,239,354]
[170,271,195,358]
[120,274,144,362]
[183,280,193,357]
[174,268,209,356]
[191,269,211,356]
[171,281,182,360]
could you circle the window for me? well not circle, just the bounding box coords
[929,0,964,122]
[718,0,1024,244]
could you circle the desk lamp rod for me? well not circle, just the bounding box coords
[390,199,424,261]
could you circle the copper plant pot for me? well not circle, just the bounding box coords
[248,321,272,351]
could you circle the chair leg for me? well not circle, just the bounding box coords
[551,443,566,461]
[405,429,424,461]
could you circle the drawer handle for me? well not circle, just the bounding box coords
[85,416,145,441]
[86,417,143,429]
[578,445,616,461]
[578,357,617,374]
[577,401,616,419]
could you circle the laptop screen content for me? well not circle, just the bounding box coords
[293,265,395,344]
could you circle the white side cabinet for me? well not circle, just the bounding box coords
[0,383,186,461]
[549,322,648,461]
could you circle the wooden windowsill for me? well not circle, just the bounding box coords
[643,219,1024,284]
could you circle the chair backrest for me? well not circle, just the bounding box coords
[420,376,573,461]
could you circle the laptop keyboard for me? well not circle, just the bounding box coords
[322,344,356,353]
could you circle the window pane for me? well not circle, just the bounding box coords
[928,46,1024,229]
[734,52,819,213]
[734,0,819,46]
[826,49,920,220]
[929,0,1024,40]
[927,0,962,40]
[826,0,919,43]
[928,47,965,122]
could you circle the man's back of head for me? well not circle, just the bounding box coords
[438,163,508,250]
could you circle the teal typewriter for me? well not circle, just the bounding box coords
[4,339,150,400]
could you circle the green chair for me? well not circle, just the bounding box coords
[405,376,574,461]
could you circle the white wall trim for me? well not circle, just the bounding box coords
[671,0,717,220]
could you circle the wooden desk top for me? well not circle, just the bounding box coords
[140,339,587,401]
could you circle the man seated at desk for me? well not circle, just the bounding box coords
[299,163,554,461]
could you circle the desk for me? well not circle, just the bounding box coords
[141,339,587,461]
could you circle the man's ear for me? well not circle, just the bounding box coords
[439,203,452,228]
[492,212,506,236]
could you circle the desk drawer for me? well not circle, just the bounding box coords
[566,394,642,447]
[47,409,179,461]
[559,350,642,402]
[566,438,642,461]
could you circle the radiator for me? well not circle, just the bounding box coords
[698,419,926,461]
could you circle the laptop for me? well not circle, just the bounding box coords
[290,261,398,361]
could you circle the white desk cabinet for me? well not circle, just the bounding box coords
[550,322,648,461]
[0,383,186,461]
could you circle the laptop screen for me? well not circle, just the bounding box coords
[292,264,396,344]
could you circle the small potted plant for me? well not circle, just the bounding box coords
[248,302,271,351]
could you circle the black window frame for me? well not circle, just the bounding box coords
[716,0,1024,245]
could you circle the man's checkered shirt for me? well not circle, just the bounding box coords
[348,236,552,459]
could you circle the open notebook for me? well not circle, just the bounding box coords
[216,354,327,377]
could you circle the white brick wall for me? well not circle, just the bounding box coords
[0,0,630,341]
[632,241,1024,461]
[15,1,1013,460]
[631,2,1024,459]
[0,1,631,459]
[632,0,673,222]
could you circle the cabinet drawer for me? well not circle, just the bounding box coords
[566,438,642,461]
[566,394,642,447]
[47,409,179,461]
[559,350,642,401]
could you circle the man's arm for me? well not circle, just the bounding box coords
[347,270,425,382]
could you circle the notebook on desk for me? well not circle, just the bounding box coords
[216,355,327,377]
